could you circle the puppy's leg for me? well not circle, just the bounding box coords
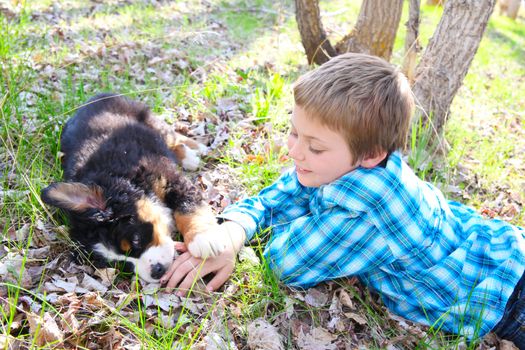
[174,205,227,258]
[144,160,225,258]
[142,116,208,171]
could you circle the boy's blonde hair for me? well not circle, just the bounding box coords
[293,53,414,164]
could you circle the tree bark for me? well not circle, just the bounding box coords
[412,0,495,137]
[402,0,421,83]
[335,0,403,61]
[295,0,403,64]
[294,0,337,65]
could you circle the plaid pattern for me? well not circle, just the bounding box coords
[220,152,525,338]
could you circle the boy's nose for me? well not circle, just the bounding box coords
[288,142,304,161]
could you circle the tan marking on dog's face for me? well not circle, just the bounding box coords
[120,239,131,252]
[136,197,173,246]
[174,204,217,243]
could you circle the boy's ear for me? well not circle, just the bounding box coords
[360,151,388,169]
[41,182,106,213]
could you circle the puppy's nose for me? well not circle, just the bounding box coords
[150,263,167,280]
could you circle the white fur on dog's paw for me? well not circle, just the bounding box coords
[196,143,208,156]
[181,146,201,171]
[187,231,227,258]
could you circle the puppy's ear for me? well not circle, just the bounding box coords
[41,182,107,216]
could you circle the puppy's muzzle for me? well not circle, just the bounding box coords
[150,263,168,280]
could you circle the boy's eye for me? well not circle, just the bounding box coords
[289,131,298,138]
[309,147,324,154]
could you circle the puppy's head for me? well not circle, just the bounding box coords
[41,182,175,282]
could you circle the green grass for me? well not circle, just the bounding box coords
[1,0,524,348]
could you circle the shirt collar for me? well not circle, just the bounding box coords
[318,151,404,212]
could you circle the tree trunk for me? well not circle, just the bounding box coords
[412,0,495,137]
[499,0,521,20]
[402,0,421,83]
[294,0,337,65]
[295,0,403,65]
[335,0,403,61]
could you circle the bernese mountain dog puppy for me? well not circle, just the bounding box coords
[41,93,225,282]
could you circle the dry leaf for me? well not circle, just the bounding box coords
[328,314,346,332]
[44,278,88,294]
[0,252,24,282]
[338,289,355,309]
[247,318,284,350]
[238,246,260,265]
[58,293,81,333]
[82,273,108,293]
[329,293,341,315]
[304,288,329,307]
[94,268,117,287]
[290,319,309,338]
[27,312,64,347]
[18,295,42,313]
[26,246,50,259]
[61,311,79,334]
[142,292,181,312]
[98,326,124,350]
[83,292,107,310]
[344,311,368,325]
[500,340,520,350]
[13,224,30,242]
[296,327,336,350]
[0,334,22,350]
[202,332,238,350]
[216,98,237,115]
[284,296,295,318]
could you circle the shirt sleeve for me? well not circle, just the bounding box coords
[264,207,391,288]
[219,169,311,240]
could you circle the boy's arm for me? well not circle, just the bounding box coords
[219,169,310,241]
[265,207,389,288]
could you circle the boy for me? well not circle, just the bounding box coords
[161,53,525,344]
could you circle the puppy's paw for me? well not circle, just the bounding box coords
[187,231,227,258]
[195,143,208,156]
[180,145,201,171]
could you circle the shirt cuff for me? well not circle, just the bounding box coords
[217,210,259,241]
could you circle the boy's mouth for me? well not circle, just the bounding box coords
[295,166,312,174]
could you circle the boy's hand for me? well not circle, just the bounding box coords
[160,243,236,295]
[160,221,246,295]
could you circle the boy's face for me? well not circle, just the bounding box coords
[287,105,358,187]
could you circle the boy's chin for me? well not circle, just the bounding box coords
[296,173,322,188]
[296,170,346,188]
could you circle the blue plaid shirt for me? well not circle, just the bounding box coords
[220,152,525,338]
